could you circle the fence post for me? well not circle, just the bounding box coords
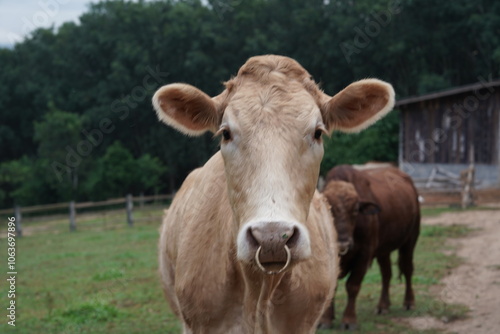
[69,201,76,232]
[126,194,133,227]
[139,192,144,208]
[14,205,22,237]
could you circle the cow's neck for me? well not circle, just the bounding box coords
[242,267,288,333]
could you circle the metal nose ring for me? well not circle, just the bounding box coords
[254,245,291,275]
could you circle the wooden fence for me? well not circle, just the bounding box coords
[0,194,173,237]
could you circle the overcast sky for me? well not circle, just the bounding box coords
[0,0,216,48]
[0,0,100,47]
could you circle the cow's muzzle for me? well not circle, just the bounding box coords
[237,221,311,272]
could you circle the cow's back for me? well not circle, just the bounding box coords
[363,167,420,253]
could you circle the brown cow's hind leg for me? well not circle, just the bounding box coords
[398,241,417,310]
[376,254,392,314]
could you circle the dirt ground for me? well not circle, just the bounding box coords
[402,208,500,333]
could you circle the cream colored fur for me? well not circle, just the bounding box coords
[155,55,395,333]
[159,153,338,333]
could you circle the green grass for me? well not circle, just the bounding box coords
[421,206,460,217]
[0,220,181,334]
[420,224,475,238]
[420,205,499,217]
[0,207,486,333]
[15,206,166,235]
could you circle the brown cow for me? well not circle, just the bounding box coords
[318,165,420,330]
[153,55,395,333]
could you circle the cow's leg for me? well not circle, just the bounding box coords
[317,302,334,329]
[398,238,418,310]
[340,261,370,330]
[317,280,339,329]
[376,254,392,314]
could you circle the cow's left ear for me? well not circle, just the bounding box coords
[358,202,381,215]
[321,79,395,134]
[153,83,222,136]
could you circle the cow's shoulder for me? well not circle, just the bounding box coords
[166,152,239,324]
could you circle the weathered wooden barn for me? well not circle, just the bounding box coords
[396,79,500,189]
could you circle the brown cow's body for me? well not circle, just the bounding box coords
[153,55,396,333]
[319,165,420,329]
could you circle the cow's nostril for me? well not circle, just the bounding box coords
[285,226,299,248]
[246,228,259,248]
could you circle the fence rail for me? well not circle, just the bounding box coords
[0,194,173,237]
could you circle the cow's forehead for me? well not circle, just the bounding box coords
[223,80,321,131]
[221,55,324,118]
[325,182,359,206]
[233,55,313,84]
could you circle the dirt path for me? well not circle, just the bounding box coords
[406,209,500,333]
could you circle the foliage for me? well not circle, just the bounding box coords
[33,106,85,200]
[83,141,166,200]
[321,110,400,174]
[1,0,499,207]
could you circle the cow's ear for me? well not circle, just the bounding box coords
[153,83,221,136]
[321,79,395,134]
[358,202,381,215]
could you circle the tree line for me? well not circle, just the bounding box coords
[0,0,498,208]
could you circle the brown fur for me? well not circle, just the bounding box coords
[319,165,421,329]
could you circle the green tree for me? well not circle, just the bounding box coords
[321,110,400,175]
[33,105,85,201]
[83,141,166,200]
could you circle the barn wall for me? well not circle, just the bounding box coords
[498,103,500,185]
[400,88,499,165]
[398,86,500,188]
[400,163,499,189]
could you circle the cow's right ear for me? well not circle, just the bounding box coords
[320,79,395,134]
[152,84,221,136]
[358,202,381,215]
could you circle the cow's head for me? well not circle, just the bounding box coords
[323,180,380,255]
[153,55,394,274]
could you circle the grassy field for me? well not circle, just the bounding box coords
[0,207,477,333]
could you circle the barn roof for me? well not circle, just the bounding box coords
[395,79,500,107]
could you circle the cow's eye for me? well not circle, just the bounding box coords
[216,125,232,142]
[222,129,232,141]
[314,129,323,140]
[313,125,327,141]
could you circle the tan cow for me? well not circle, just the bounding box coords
[154,55,395,333]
